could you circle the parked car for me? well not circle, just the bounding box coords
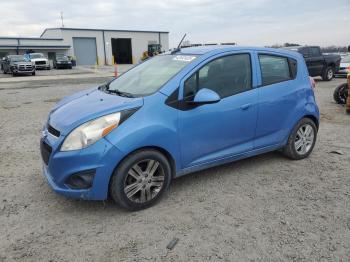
[335,55,350,77]
[53,54,72,69]
[1,55,35,76]
[40,46,319,210]
[28,53,50,70]
[284,46,341,81]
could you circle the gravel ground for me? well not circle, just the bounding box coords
[0,77,349,261]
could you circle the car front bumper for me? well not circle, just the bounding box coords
[40,130,124,200]
[335,69,349,77]
[35,64,49,69]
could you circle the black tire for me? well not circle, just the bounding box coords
[333,83,348,105]
[110,149,172,211]
[322,66,334,81]
[32,71,35,76]
[12,72,16,77]
[282,118,317,160]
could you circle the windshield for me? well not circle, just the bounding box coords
[30,53,44,59]
[107,54,197,96]
[56,55,69,60]
[342,55,350,63]
[10,55,26,62]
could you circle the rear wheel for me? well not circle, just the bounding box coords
[110,149,172,211]
[322,66,334,81]
[333,83,348,104]
[283,118,317,160]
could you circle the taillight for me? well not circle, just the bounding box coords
[309,76,316,90]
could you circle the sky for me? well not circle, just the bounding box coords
[0,0,349,48]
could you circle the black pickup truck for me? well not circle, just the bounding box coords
[284,46,341,81]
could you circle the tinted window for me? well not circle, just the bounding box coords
[309,47,321,57]
[299,48,309,57]
[184,54,252,99]
[288,58,298,79]
[259,55,291,86]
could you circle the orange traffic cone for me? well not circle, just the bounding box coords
[114,63,118,78]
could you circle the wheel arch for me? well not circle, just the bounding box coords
[304,114,319,130]
[107,145,177,197]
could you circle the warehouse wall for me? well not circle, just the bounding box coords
[104,31,169,65]
[52,29,169,65]
[1,29,170,65]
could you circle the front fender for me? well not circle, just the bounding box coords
[104,92,181,173]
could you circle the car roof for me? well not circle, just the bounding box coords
[173,45,300,58]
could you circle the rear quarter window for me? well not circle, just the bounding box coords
[258,54,297,86]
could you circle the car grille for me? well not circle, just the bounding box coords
[48,124,60,137]
[40,139,52,165]
[35,61,46,65]
[18,65,33,71]
[339,67,347,70]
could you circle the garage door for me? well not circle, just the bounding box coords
[73,37,97,65]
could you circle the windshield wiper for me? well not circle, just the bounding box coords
[98,83,109,91]
[107,89,134,98]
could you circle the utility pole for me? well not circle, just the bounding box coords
[60,11,64,27]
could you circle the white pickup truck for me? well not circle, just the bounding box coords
[28,53,50,70]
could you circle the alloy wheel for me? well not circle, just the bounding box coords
[294,124,315,155]
[327,69,334,80]
[124,159,165,203]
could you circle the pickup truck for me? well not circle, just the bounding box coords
[1,55,35,76]
[284,46,341,81]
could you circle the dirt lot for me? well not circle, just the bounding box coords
[0,77,349,261]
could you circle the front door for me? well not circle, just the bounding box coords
[178,53,258,168]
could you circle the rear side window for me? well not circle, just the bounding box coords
[309,47,321,57]
[259,54,296,86]
[184,53,252,99]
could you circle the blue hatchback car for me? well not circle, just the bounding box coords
[40,46,319,210]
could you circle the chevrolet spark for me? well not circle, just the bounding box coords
[40,46,319,211]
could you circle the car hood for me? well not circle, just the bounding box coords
[31,58,48,62]
[48,87,144,135]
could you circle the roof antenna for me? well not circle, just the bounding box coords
[60,11,64,28]
[171,33,186,54]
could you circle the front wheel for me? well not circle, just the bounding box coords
[322,67,334,81]
[110,149,172,211]
[283,118,317,160]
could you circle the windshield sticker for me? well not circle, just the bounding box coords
[173,55,196,62]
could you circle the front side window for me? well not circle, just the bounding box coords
[184,54,252,100]
[259,54,291,86]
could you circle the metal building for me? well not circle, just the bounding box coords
[0,27,169,65]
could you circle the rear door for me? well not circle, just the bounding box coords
[178,52,259,168]
[255,53,298,148]
[306,47,324,76]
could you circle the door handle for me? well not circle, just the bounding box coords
[240,103,251,110]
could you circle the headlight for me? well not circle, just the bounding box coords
[57,61,62,64]
[61,112,121,151]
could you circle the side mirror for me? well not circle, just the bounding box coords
[191,88,220,104]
